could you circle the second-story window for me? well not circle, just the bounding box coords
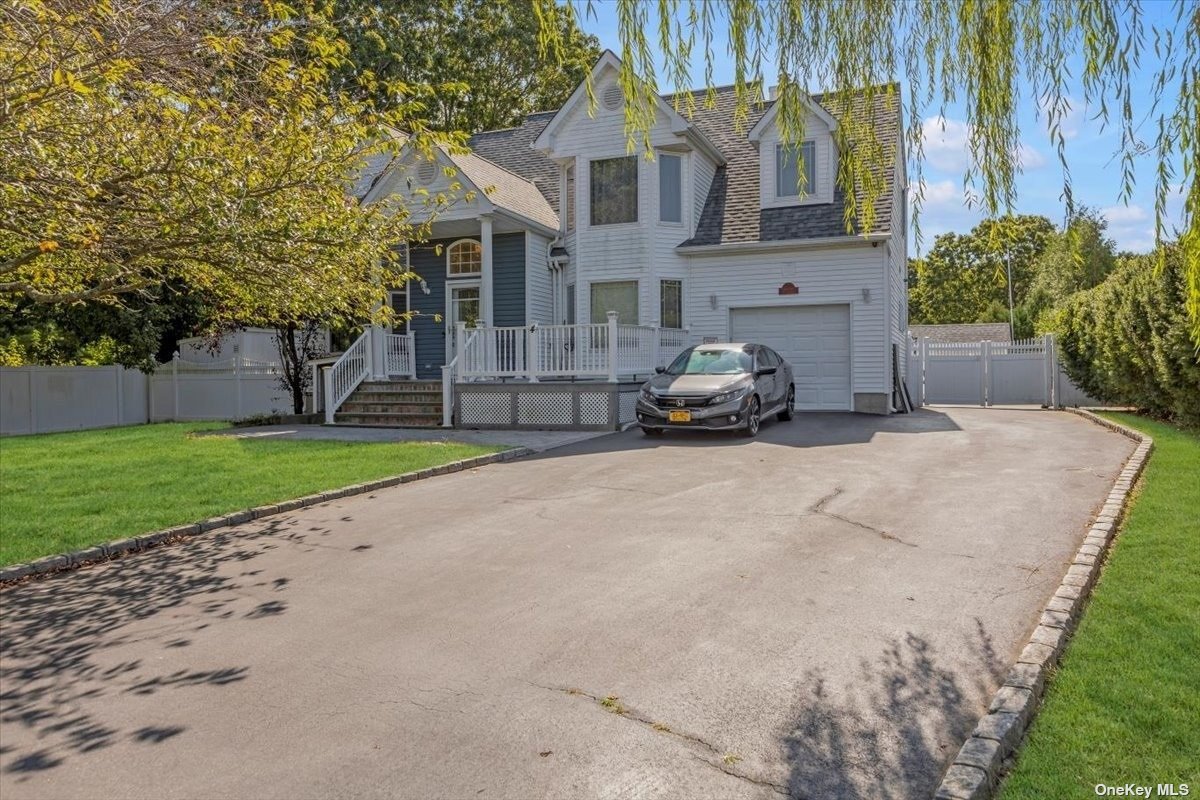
[776,140,816,198]
[659,154,682,223]
[590,156,637,225]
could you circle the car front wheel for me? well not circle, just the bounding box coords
[740,397,761,437]
[778,385,795,421]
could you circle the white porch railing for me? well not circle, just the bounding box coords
[323,329,371,424]
[384,332,417,378]
[456,313,690,381]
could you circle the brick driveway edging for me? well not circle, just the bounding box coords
[0,447,533,586]
[934,409,1154,800]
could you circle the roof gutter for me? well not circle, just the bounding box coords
[677,232,889,256]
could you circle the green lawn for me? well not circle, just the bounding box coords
[1000,413,1200,798]
[0,423,504,566]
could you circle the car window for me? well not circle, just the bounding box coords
[761,348,780,368]
[667,347,753,375]
[766,348,782,367]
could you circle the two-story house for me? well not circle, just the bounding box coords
[331,51,908,428]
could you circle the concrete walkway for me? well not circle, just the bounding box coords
[206,424,612,453]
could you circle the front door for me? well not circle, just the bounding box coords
[446,282,481,363]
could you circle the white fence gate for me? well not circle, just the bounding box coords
[910,334,1101,407]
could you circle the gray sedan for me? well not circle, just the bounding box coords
[635,343,795,437]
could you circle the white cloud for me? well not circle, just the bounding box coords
[1102,203,1156,252]
[1036,94,1084,141]
[921,115,1047,174]
[1101,204,1149,225]
[1015,142,1046,170]
[920,116,971,173]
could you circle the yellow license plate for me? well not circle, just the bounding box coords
[668,410,692,423]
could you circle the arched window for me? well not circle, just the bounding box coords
[447,239,482,276]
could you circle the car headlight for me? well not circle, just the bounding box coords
[639,387,657,402]
[709,385,751,405]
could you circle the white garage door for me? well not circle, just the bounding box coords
[730,304,851,411]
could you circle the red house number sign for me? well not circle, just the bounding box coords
[778,282,799,295]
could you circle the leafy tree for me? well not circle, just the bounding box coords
[332,0,601,133]
[1023,209,1118,333]
[1056,245,1200,425]
[0,284,211,369]
[0,0,449,325]
[535,1,1200,344]
[907,215,1056,330]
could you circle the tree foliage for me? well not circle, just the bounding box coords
[1056,245,1200,425]
[535,0,1200,343]
[332,0,601,134]
[908,215,1056,330]
[0,0,449,327]
[1024,209,1118,332]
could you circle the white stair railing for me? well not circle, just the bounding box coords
[384,332,416,378]
[323,329,372,424]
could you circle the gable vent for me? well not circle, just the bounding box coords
[416,159,438,185]
[601,83,624,111]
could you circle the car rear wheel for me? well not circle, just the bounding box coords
[741,397,761,437]
[778,385,795,421]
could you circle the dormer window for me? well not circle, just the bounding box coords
[776,141,816,198]
[447,239,481,276]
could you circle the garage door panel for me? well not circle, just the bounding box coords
[730,305,851,411]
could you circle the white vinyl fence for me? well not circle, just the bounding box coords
[147,355,292,422]
[2,356,295,436]
[1,365,148,435]
[909,333,1102,407]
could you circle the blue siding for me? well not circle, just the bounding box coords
[493,233,526,327]
[405,232,527,379]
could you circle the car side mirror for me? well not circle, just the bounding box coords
[655,366,665,374]
[756,366,778,376]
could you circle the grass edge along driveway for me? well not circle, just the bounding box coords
[999,413,1200,798]
[0,422,505,567]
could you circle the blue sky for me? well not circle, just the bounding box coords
[572,1,1186,254]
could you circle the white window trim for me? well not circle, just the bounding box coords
[659,278,684,329]
[657,151,685,227]
[587,156,639,229]
[589,279,640,325]
[387,288,410,334]
[762,134,833,209]
[446,238,482,277]
[775,140,817,199]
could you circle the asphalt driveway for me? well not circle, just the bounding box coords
[0,407,1133,800]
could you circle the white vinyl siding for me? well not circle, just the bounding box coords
[684,244,888,395]
[658,154,682,223]
[692,153,716,231]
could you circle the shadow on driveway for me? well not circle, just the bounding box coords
[524,407,964,460]
[0,522,316,779]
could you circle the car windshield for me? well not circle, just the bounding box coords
[666,347,752,375]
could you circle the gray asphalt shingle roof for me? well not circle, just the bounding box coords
[909,323,1013,343]
[451,84,900,247]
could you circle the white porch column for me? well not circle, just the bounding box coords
[370,324,387,380]
[479,214,494,326]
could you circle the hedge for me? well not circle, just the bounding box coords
[1056,245,1200,426]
